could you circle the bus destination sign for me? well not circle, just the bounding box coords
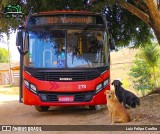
[28,15,97,26]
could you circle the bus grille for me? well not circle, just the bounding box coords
[38,91,94,102]
[34,71,99,81]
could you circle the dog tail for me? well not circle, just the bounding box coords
[130,98,140,108]
[130,102,136,108]
[137,98,140,105]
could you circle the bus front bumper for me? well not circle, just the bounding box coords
[23,86,109,106]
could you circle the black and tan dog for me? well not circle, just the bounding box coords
[112,80,140,108]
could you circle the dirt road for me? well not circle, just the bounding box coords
[0,94,160,125]
[0,95,108,125]
[0,86,160,134]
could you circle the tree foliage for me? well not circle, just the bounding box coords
[104,4,152,47]
[140,43,160,88]
[142,44,160,68]
[0,0,158,48]
[0,47,9,63]
[129,58,152,92]
[130,43,160,92]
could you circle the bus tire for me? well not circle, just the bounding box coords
[89,105,101,111]
[34,106,50,112]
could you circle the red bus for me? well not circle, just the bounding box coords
[16,10,115,112]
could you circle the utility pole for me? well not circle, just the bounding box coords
[7,32,12,84]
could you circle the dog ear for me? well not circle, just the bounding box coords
[104,90,109,95]
[111,81,114,85]
[120,81,122,85]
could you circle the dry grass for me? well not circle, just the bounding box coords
[110,48,137,82]
[0,85,19,95]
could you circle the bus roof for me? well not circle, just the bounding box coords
[32,10,101,16]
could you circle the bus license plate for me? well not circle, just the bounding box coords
[58,96,74,102]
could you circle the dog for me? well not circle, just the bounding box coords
[111,80,140,108]
[104,90,130,124]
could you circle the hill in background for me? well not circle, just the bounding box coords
[110,48,139,95]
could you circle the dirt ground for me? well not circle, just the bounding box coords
[0,85,160,134]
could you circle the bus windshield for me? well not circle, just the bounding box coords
[24,29,109,68]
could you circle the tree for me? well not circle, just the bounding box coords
[90,0,160,45]
[0,47,9,63]
[129,58,152,95]
[130,43,160,93]
[140,43,160,88]
[102,4,153,47]
[98,0,160,45]
[0,0,158,47]
[119,0,160,45]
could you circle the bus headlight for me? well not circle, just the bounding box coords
[24,80,37,94]
[96,83,103,93]
[95,79,109,93]
[24,80,29,88]
[104,79,109,87]
[30,84,37,93]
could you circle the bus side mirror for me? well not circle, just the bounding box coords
[16,26,28,55]
[16,27,24,46]
[109,38,115,50]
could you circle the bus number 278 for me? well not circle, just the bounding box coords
[78,84,87,89]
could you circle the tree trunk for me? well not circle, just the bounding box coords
[119,1,160,45]
[152,26,160,45]
[145,0,160,45]
[119,2,150,25]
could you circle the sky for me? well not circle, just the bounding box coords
[0,32,20,63]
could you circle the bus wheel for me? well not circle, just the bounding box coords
[34,106,50,112]
[89,105,101,111]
